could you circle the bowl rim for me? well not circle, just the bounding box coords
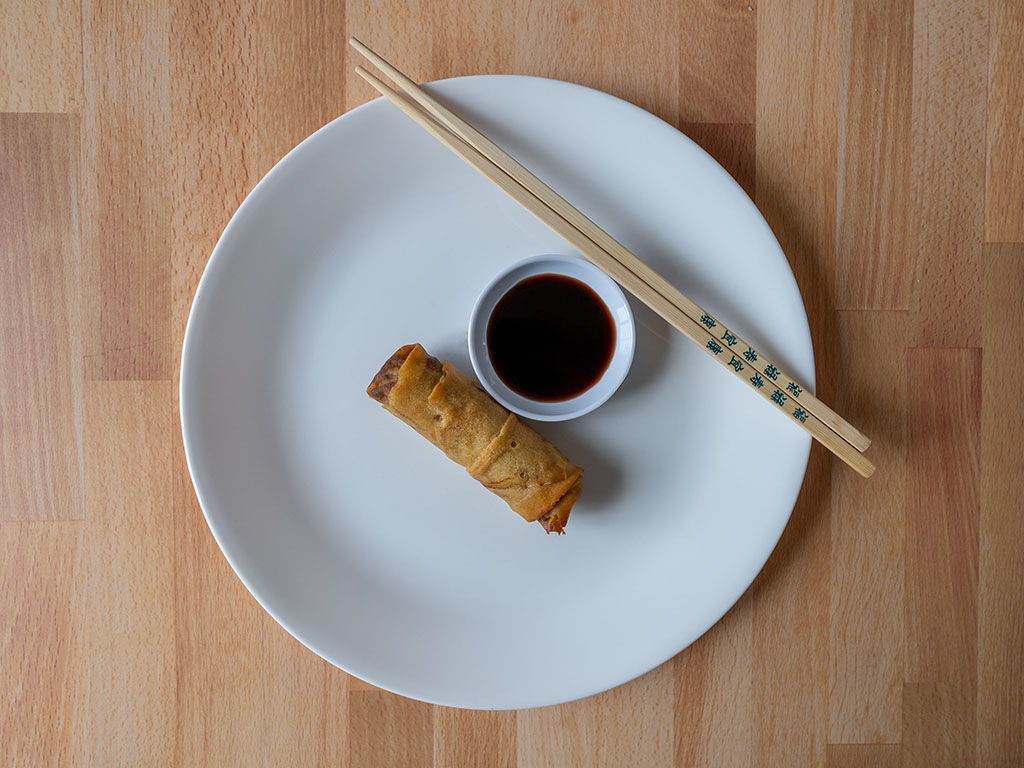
[467,253,636,421]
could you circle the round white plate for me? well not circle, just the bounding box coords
[180,75,813,710]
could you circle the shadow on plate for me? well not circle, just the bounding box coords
[615,296,672,401]
[539,423,624,514]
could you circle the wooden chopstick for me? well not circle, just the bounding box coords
[352,64,875,478]
[349,38,869,456]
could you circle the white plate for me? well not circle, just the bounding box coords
[180,75,813,710]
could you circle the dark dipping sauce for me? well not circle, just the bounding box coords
[486,273,616,402]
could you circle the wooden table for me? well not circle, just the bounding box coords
[2,1,1022,765]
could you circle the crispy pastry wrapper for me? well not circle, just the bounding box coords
[367,344,582,533]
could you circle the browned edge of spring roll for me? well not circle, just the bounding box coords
[367,344,582,533]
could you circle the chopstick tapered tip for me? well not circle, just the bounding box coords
[851,453,876,478]
[355,66,392,100]
[354,65,376,85]
[349,37,374,59]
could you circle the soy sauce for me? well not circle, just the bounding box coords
[486,273,616,402]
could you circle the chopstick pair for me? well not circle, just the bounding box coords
[349,38,876,478]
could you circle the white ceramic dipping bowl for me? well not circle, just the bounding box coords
[468,254,635,422]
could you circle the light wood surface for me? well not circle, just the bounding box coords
[1,1,1021,765]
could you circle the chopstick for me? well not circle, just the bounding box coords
[350,38,869,455]
[351,46,875,478]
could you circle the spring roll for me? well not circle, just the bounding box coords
[367,343,582,533]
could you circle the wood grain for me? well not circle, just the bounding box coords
[350,691,434,768]
[258,0,349,175]
[512,0,680,125]
[902,683,976,768]
[429,0,514,79]
[678,0,756,123]
[345,0,436,111]
[169,0,257,244]
[829,312,906,743]
[520,669,674,768]
[909,0,987,346]
[594,665,674,767]
[517,698,594,768]
[81,0,172,380]
[756,0,839,350]
[73,381,175,764]
[167,0,258,381]
[674,596,753,768]
[984,0,1024,243]
[978,244,1024,767]
[901,350,980,768]
[826,744,900,768]
[435,709,515,768]
[0,0,82,112]
[835,0,913,309]
[262,624,351,766]
[4,0,1024,764]
[0,522,81,767]
[0,113,84,521]
[905,349,980,685]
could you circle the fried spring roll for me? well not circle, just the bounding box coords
[367,344,582,533]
